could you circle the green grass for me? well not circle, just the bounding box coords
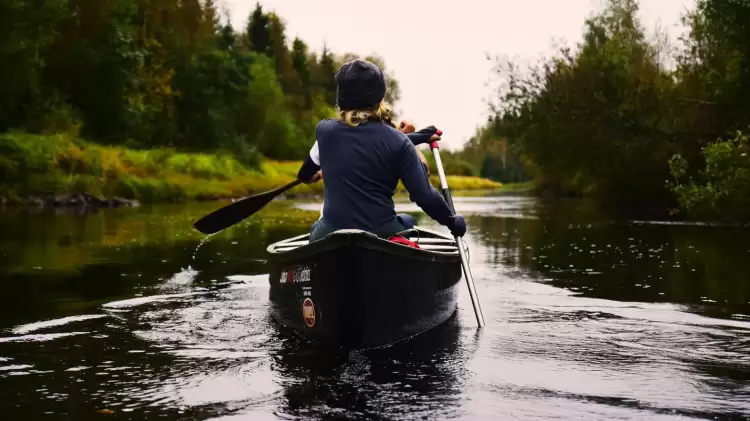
[0,132,502,203]
[428,175,502,191]
[497,181,535,192]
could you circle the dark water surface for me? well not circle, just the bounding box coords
[1,197,749,420]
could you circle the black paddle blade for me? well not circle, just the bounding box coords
[193,180,302,235]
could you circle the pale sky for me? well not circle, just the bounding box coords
[222,0,695,150]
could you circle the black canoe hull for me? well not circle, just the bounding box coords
[267,228,462,349]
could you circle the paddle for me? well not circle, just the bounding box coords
[193,179,303,235]
[429,132,486,328]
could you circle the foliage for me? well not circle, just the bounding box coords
[675,0,750,138]
[0,0,399,161]
[421,149,480,177]
[669,131,750,221]
[0,132,501,203]
[426,175,502,191]
[456,123,531,183]
[475,0,750,220]
[0,132,317,202]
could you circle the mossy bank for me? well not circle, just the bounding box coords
[0,132,503,206]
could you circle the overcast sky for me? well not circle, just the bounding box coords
[222,0,695,150]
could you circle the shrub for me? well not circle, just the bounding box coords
[669,131,750,222]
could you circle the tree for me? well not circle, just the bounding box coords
[200,0,221,42]
[291,37,312,108]
[0,0,69,131]
[246,3,270,55]
[266,13,298,95]
[676,0,750,137]
[315,44,338,107]
[485,0,677,203]
[218,23,237,51]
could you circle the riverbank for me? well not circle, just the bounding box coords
[0,132,503,207]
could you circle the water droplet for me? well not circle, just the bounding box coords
[193,233,217,261]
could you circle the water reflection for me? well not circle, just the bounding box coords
[269,313,470,420]
[1,197,749,420]
[468,198,750,318]
[0,202,317,330]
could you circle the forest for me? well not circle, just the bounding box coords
[1,1,502,203]
[0,0,405,159]
[463,0,750,221]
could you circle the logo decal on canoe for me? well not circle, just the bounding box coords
[302,298,315,328]
[280,265,311,284]
[295,265,311,283]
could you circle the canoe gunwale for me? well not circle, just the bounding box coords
[266,227,461,264]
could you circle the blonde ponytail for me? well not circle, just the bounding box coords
[340,101,393,127]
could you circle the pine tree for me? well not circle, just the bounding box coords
[291,37,312,107]
[316,44,338,107]
[198,0,221,43]
[246,3,270,55]
[267,13,296,90]
[218,24,236,51]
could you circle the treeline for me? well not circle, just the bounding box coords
[418,133,529,183]
[0,0,400,164]
[453,126,529,183]
[470,0,750,221]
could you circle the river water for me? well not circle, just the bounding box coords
[0,196,749,420]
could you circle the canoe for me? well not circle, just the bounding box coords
[266,227,463,349]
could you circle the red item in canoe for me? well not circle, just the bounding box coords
[388,236,420,249]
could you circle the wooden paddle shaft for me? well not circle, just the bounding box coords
[430,139,486,328]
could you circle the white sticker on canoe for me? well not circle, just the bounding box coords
[295,266,311,283]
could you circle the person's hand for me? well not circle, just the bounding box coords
[398,120,416,134]
[450,215,466,237]
[303,170,322,184]
[406,125,442,146]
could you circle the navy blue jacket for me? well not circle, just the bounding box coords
[298,118,457,233]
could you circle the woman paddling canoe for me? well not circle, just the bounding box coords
[314,108,432,180]
[296,58,466,242]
